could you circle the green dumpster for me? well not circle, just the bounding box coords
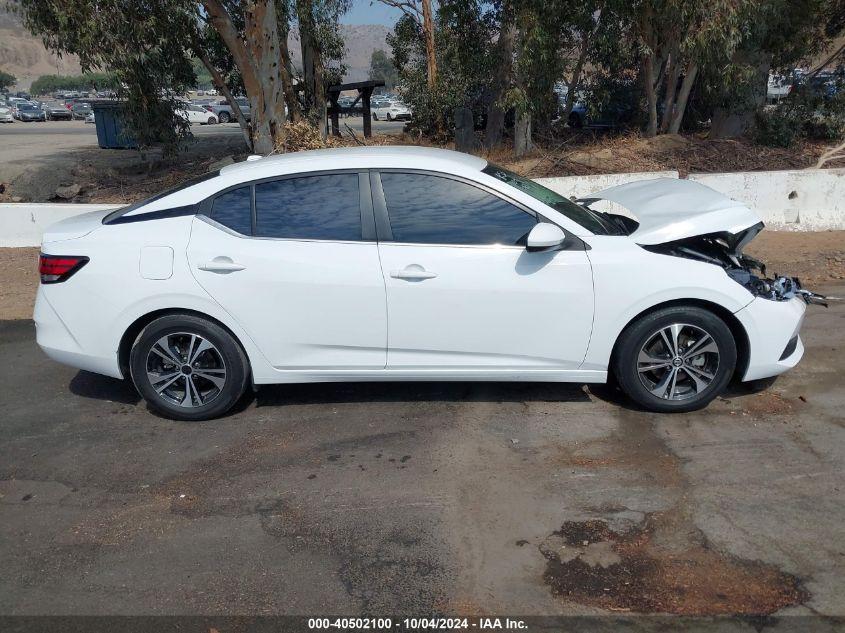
[91,101,136,149]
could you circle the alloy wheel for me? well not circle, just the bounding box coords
[636,323,720,401]
[145,332,227,408]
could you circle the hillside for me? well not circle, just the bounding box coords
[0,1,389,90]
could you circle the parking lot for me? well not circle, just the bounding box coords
[1,278,843,618]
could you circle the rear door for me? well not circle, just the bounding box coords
[187,171,387,371]
[373,171,594,371]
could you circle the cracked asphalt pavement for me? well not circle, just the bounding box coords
[1,286,844,619]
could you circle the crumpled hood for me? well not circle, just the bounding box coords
[586,178,762,245]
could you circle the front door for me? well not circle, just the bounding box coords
[374,171,594,372]
[187,172,386,371]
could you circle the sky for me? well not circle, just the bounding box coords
[342,0,404,26]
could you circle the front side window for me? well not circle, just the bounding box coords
[255,173,361,240]
[211,186,252,235]
[380,172,536,246]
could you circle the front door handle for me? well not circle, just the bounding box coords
[391,265,437,280]
[198,257,246,273]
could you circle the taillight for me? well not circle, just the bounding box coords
[39,254,89,284]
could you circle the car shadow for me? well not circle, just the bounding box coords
[253,381,595,408]
[69,370,142,405]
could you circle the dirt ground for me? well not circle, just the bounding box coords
[3,230,843,320]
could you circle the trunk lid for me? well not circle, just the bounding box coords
[584,178,761,245]
[41,207,117,244]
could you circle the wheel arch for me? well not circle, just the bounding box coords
[118,308,252,380]
[608,298,750,381]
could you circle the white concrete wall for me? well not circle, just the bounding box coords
[686,168,845,230]
[0,203,120,247]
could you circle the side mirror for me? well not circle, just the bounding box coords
[526,223,566,252]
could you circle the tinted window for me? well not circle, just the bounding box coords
[255,174,361,240]
[380,173,536,245]
[211,186,252,235]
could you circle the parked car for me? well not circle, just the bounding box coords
[0,106,13,123]
[371,100,412,121]
[44,102,73,120]
[33,147,822,420]
[16,103,47,122]
[85,111,95,124]
[71,102,93,120]
[208,97,251,123]
[177,103,218,125]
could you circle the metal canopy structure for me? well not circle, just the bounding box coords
[327,79,385,138]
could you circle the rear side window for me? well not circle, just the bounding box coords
[211,186,252,235]
[255,174,361,240]
[380,172,536,245]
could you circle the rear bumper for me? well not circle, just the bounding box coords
[34,289,123,379]
[734,296,806,381]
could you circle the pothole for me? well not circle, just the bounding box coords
[540,517,807,615]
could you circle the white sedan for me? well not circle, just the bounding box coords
[176,103,218,125]
[372,100,411,121]
[34,147,822,420]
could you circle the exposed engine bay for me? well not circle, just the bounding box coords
[641,222,828,307]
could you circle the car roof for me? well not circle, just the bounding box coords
[218,146,487,180]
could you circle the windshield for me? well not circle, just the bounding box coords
[482,164,621,235]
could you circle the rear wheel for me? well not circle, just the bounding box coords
[129,314,249,421]
[613,306,736,412]
[218,111,231,123]
[372,112,378,120]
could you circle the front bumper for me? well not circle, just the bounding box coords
[734,295,806,381]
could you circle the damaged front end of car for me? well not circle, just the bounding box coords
[641,222,828,306]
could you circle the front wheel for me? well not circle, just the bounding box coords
[218,111,231,123]
[372,112,378,120]
[129,314,249,421]
[613,306,736,412]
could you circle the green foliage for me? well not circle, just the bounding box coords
[754,77,845,147]
[29,72,119,95]
[752,108,799,147]
[0,69,16,91]
[19,0,197,153]
[368,49,399,91]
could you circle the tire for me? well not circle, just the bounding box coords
[207,116,217,125]
[568,112,583,129]
[612,306,736,413]
[372,113,378,120]
[129,314,249,421]
[218,111,231,123]
[386,112,392,121]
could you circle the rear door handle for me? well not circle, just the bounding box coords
[198,258,246,273]
[391,265,437,280]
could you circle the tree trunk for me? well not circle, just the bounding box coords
[202,0,286,154]
[710,52,770,139]
[642,53,658,137]
[276,15,301,123]
[484,20,516,150]
[658,51,681,134]
[514,111,532,157]
[561,30,590,125]
[422,0,437,89]
[297,0,327,139]
[668,62,698,134]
